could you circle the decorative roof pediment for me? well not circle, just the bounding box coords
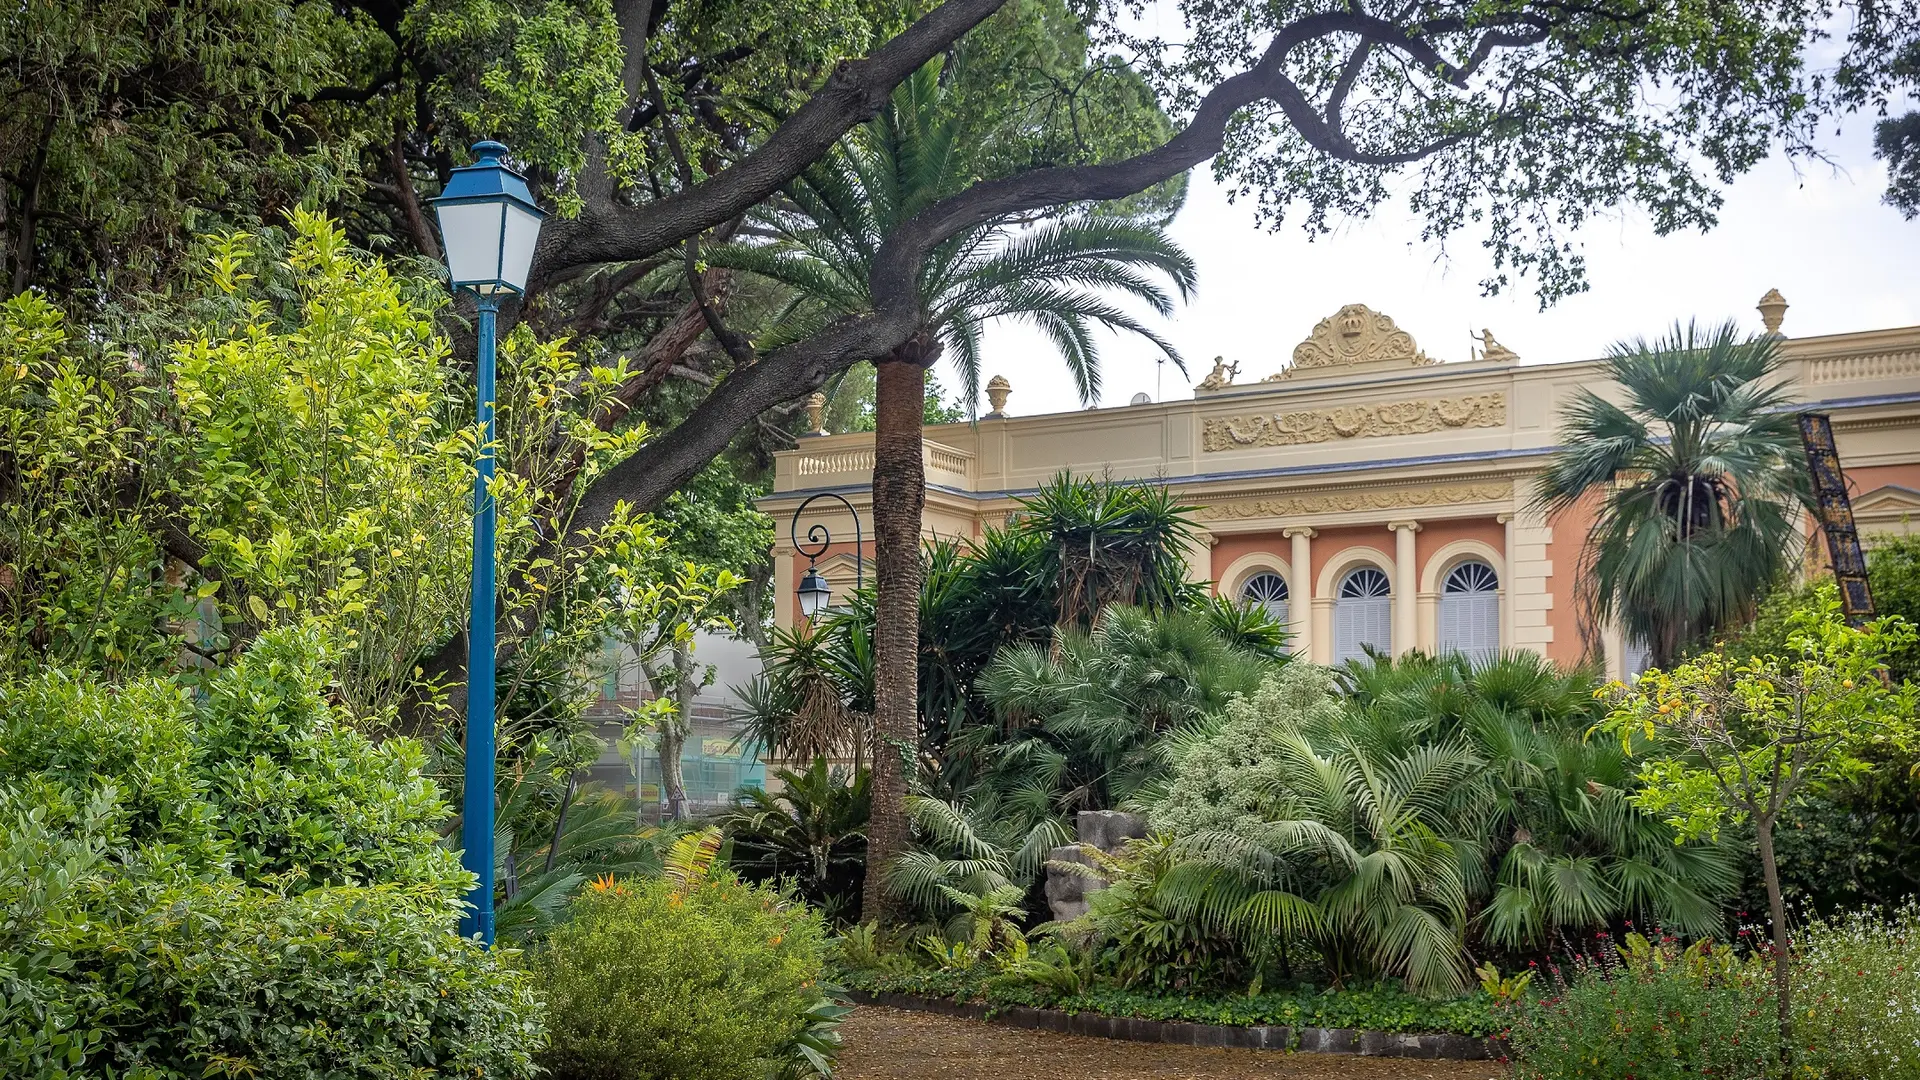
[1853,484,1920,514]
[1265,304,1438,382]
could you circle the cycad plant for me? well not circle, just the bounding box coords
[714,55,1196,919]
[718,756,871,923]
[1534,321,1810,667]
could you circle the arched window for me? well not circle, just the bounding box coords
[1240,571,1289,625]
[1438,561,1500,663]
[1333,566,1391,663]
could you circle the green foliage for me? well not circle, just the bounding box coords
[1141,654,1735,993]
[719,757,871,922]
[1534,321,1809,667]
[1505,933,1778,1080]
[0,0,382,295]
[1152,665,1476,993]
[1,213,679,732]
[709,51,1195,411]
[1600,587,1919,846]
[1341,651,1738,952]
[0,628,542,1078]
[1013,472,1201,629]
[529,871,835,1080]
[832,962,1502,1037]
[1795,901,1920,1080]
[1865,532,1920,683]
[973,604,1273,833]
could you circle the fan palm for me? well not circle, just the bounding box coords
[1150,665,1483,993]
[713,57,1195,921]
[1340,651,1738,952]
[1534,321,1810,667]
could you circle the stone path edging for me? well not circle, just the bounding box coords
[846,991,1504,1061]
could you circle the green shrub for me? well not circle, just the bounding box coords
[0,628,543,1078]
[1505,934,1776,1080]
[531,872,833,1080]
[1797,902,1920,1080]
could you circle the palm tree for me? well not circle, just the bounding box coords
[713,59,1195,921]
[1534,321,1810,667]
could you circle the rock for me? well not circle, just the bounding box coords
[1075,810,1147,853]
[1042,812,1149,923]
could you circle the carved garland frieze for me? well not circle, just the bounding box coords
[1196,481,1514,521]
[1200,392,1506,452]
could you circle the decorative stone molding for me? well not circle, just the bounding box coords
[1265,304,1438,380]
[984,374,1011,417]
[1197,481,1513,522]
[1757,288,1788,335]
[1201,392,1505,451]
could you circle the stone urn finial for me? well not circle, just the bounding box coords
[985,374,1011,417]
[803,391,828,436]
[1757,288,1788,336]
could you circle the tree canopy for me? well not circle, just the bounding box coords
[7,0,1913,717]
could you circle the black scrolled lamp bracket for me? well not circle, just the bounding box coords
[790,492,863,616]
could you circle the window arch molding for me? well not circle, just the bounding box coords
[1418,539,1506,596]
[1217,552,1295,605]
[1314,545,1394,601]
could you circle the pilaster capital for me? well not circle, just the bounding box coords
[1386,520,1423,533]
[1496,512,1514,524]
[1282,526,1318,539]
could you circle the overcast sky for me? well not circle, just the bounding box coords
[949,66,1920,418]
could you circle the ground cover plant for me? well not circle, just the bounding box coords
[831,951,1502,1037]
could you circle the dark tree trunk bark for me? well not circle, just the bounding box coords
[1756,816,1794,1073]
[862,346,928,923]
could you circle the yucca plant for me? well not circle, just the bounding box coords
[1534,320,1811,666]
[1011,473,1202,630]
[712,54,1194,922]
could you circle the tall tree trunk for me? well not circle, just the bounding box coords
[863,345,928,923]
[643,643,700,821]
[1756,815,1794,1073]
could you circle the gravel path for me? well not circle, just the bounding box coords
[835,1006,1508,1080]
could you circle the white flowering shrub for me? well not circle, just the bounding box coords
[1798,901,1920,1079]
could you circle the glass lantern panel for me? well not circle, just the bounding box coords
[435,201,503,288]
[498,202,543,293]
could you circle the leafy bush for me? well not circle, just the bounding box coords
[1505,933,1777,1080]
[0,628,543,1079]
[1796,902,1920,1079]
[530,869,835,1080]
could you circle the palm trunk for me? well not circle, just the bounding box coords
[1756,815,1794,1073]
[863,347,928,923]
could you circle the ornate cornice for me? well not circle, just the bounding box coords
[1196,481,1514,521]
[1201,391,1506,452]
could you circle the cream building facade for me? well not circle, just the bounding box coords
[762,295,1920,677]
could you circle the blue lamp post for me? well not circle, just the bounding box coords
[432,140,546,945]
